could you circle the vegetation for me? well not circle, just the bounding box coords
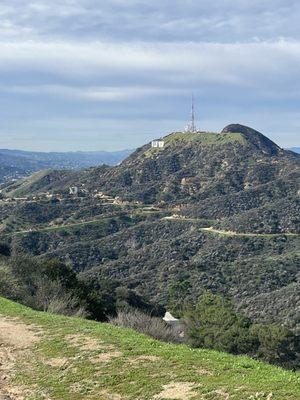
[1,238,299,370]
[0,124,299,377]
[184,293,300,369]
[1,297,300,399]
[0,247,163,321]
[110,309,181,343]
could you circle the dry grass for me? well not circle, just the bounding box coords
[110,309,182,343]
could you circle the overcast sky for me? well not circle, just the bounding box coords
[0,0,300,151]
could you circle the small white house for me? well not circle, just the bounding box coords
[151,139,165,148]
[69,186,79,195]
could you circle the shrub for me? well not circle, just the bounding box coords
[184,292,300,369]
[110,309,183,343]
[33,276,87,317]
[0,262,25,300]
[0,255,87,318]
[250,324,300,369]
[0,242,11,257]
[184,292,255,354]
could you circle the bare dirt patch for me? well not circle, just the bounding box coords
[153,382,199,399]
[98,390,127,399]
[65,333,111,352]
[195,367,214,376]
[128,355,161,364]
[0,316,42,400]
[89,351,123,363]
[214,389,230,399]
[0,317,40,349]
[65,333,123,363]
[44,357,69,368]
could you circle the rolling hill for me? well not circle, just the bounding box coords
[289,147,300,154]
[0,148,133,183]
[1,124,299,331]
[0,296,299,400]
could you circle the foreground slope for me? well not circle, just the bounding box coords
[0,297,300,400]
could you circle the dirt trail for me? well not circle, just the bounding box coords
[0,316,41,400]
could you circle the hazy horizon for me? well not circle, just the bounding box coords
[1,1,300,151]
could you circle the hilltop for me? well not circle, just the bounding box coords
[2,124,299,234]
[0,296,299,400]
[0,124,299,331]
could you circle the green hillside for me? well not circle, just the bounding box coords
[0,296,299,400]
[0,124,299,335]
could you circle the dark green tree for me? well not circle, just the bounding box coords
[184,292,255,354]
[250,324,300,369]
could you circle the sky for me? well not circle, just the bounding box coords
[0,0,300,151]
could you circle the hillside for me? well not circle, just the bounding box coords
[1,124,299,331]
[0,297,299,400]
[0,148,132,183]
[289,147,300,154]
[3,124,299,232]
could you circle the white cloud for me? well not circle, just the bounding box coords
[0,39,300,95]
[0,1,299,150]
[1,84,184,101]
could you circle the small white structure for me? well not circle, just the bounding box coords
[163,311,185,339]
[69,186,79,195]
[163,311,179,326]
[151,139,165,148]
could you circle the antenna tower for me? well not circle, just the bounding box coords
[185,95,197,133]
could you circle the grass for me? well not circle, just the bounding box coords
[1,297,300,399]
[164,131,246,145]
[143,131,247,157]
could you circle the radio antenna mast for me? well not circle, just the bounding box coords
[185,95,197,133]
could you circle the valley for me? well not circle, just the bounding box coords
[1,124,299,333]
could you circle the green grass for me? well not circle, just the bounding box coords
[144,131,246,157]
[0,297,299,400]
[164,131,246,145]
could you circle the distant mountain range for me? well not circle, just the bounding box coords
[288,147,300,154]
[0,148,133,183]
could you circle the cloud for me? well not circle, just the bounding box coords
[1,84,185,101]
[0,38,300,95]
[0,1,299,150]
[1,1,300,42]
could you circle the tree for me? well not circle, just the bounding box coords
[168,278,191,316]
[184,292,255,354]
[250,324,300,369]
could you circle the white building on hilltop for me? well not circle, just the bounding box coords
[151,139,165,148]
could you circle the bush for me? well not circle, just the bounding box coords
[184,292,255,354]
[184,292,300,369]
[34,276,87,318]
[0,255,165,322]
[250,324,300,369]
[0,242,10,257]
[110,309,183,343]
[0,255,86,317]
[0,262,25,300]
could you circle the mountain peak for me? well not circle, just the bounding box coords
[221,124,281,155]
